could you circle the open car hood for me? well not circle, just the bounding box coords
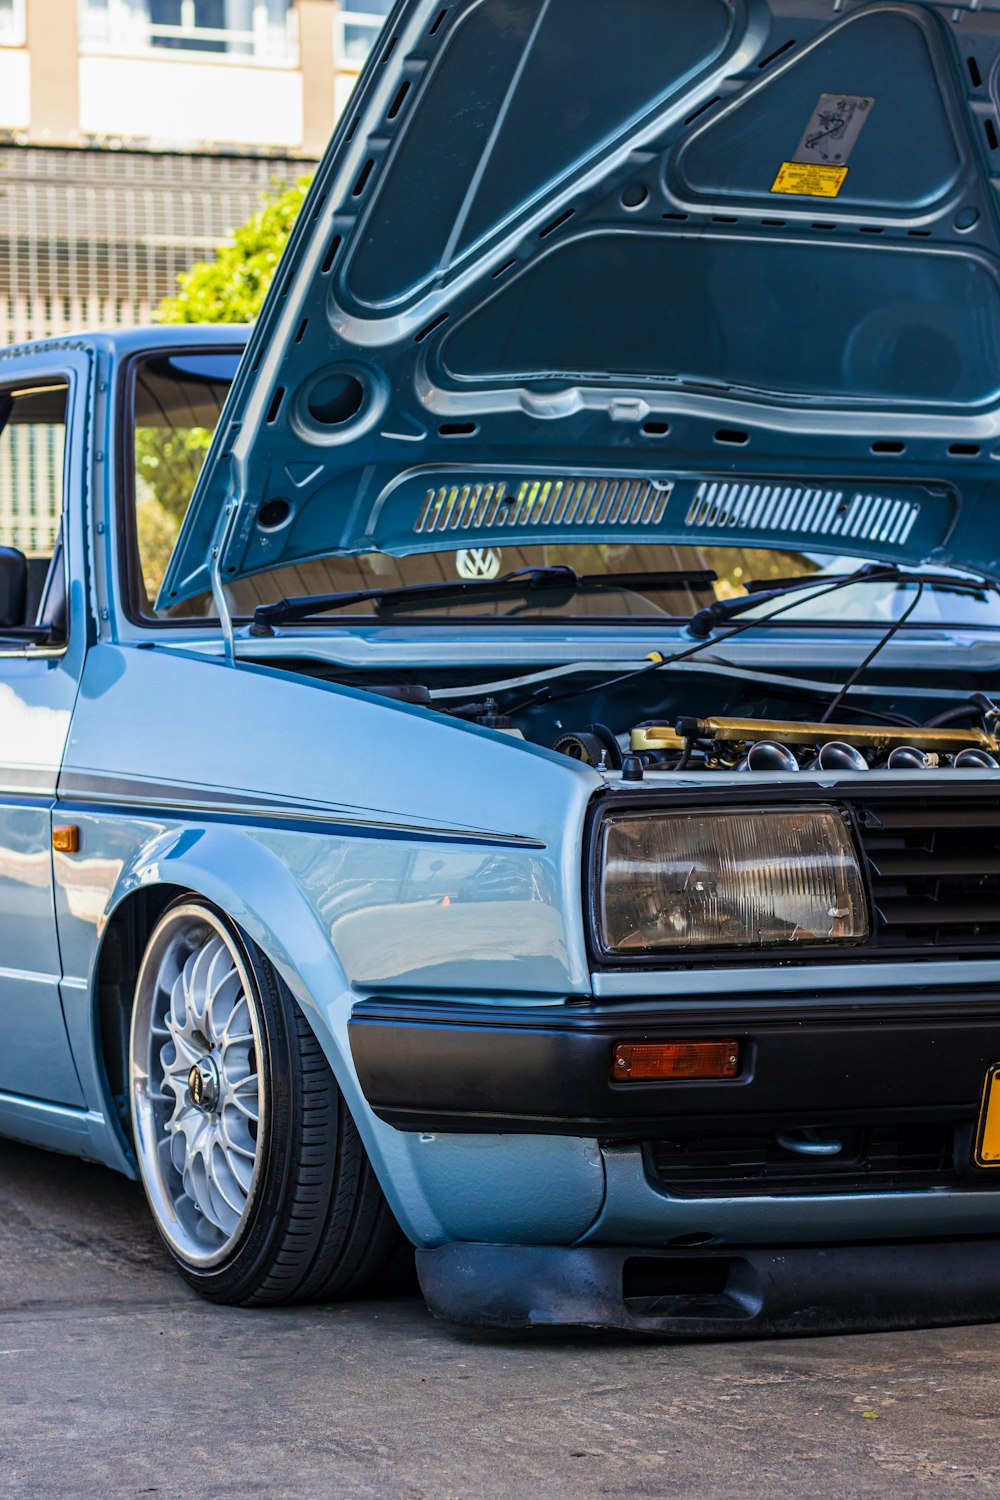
[161,0,1000,607]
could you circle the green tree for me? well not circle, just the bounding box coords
[156,175,312,324]
[135,178,311,598]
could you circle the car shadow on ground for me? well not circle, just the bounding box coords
[0,1138,666,1347]
[0,1138,433,1318]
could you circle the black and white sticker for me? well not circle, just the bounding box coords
[792,94,875,166]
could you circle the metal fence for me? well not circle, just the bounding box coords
[0,144,312,560]
[0,145,310,343]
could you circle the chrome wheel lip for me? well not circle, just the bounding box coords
[129,903,267,1271]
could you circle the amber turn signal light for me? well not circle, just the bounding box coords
[612,1040,740,1082]
[52,825,80,854]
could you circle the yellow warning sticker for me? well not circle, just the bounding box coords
[770,162,848,198]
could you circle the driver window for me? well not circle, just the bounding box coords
[0,383,68,633]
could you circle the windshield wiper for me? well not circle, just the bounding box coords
[686,563,998,639]
[248,567,718,636]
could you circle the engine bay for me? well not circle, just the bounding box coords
[274,653,1000,777]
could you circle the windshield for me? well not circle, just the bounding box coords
[130,351,1000,629]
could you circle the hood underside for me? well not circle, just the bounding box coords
[162,0,1000,606]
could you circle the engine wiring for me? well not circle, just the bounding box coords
[503,566,910,717]
[416,572,1000,756]
[820,582,924,724]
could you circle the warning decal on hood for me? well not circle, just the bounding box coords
[771,93,875,198]
[771,161,847,197]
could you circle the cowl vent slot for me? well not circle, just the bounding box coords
[415,476,672,535]
[685,480,920,546]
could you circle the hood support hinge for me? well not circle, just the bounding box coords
[209,493,241,666]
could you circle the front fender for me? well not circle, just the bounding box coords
[80,825,605,1246]
[108,822,339,1007]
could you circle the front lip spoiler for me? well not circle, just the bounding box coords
[348,992,1000,1137]
[416,1238,1000,1337]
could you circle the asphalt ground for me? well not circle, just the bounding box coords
[1,1140,1000,1499]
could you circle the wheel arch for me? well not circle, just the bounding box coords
[90,826,359,1157]
[92,880,189,1162]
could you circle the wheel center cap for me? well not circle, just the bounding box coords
[188,1055,221,1113]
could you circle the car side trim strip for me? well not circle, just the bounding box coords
[0,764,58,797]
[56,768,546,847]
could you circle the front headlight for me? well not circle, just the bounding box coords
[597,805,868,954]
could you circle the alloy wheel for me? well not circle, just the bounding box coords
[129,903,266,1268]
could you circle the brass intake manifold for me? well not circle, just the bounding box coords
[631,716,1000,761]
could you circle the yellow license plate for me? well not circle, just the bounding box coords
[975,1064,1000,1166]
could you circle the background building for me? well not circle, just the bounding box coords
[0,0,390,342]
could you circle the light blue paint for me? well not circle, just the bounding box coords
[591,959,1000,999]
[582,1145,1000,1246]
[0,1088,117,1167]
[60,641,597,999]
[4,2,1000,1270]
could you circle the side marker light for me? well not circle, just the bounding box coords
[612,1040,740,1081]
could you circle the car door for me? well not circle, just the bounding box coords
[0,350,90,1107]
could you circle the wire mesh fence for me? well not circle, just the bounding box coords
[0,144,313,560]
[0,145,310,342]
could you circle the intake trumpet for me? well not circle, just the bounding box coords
[804,741,869,772]
[630,716,1000,774]
[734,740,799,773]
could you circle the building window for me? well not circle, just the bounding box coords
[335,0,391,67]
[80,0,298,63]
[0,0,26,45]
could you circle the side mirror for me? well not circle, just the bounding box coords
[0,546,27,628]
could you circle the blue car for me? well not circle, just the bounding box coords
[5,0,1000,1334]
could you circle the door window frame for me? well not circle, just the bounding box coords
[117,342,245,631]
[0,359,82,663]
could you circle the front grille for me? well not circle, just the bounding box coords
[648,1123,967,1197]
[856,797,1000,953]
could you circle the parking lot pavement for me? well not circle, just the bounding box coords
[1,1143,1000,1500]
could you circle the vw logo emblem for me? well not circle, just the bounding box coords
[455,547,502,581]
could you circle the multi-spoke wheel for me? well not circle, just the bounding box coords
[129,898,407,1304]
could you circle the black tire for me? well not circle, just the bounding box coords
[129,896,409,1306]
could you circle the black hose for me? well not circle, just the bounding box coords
[645,681,919,728]
[674,738,694,771]
[923,703,981,728]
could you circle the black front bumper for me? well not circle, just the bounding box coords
[416,1238,1000,1336]
[349,989,1000,1138]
